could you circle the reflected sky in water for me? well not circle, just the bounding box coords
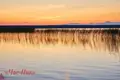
[0,29,120,80]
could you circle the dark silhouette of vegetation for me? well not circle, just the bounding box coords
[0,28,34,32]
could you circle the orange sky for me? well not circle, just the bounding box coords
[0,0,120,25]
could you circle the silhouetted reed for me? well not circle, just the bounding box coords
[0,29,120,54]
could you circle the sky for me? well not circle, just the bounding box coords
[0,0,120,25]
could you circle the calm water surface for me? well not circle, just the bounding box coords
[0,29,120,80]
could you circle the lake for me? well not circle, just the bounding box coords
[0,28,120,80]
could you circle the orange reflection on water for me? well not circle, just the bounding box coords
[0,29,120,54]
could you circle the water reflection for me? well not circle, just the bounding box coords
[0,29,120,53]
[0,29,120,80]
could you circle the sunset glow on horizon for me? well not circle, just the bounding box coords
[0,0,120,25]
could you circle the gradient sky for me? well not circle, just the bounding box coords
[0,0,120,25]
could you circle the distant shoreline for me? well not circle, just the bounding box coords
[0,25,120,28]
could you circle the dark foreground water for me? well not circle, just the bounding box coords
[0,29,120,80]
